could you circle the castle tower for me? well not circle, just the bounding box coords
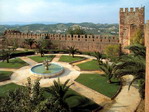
[145,20,149,112]
[119,7,145,52]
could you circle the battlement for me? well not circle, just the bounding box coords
[4,30,119,43]
[120,7,144,13]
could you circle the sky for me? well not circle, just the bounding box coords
[0,0,149,24]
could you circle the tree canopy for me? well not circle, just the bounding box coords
[67,26,86,35]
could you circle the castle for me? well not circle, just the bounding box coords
[3,7,145,53]
[1,7,149,112]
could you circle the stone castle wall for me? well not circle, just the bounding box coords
[4,30,119,52]
[119,7,145,52]
[145,20,149,112]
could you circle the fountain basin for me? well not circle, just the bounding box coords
[30,63,64,78]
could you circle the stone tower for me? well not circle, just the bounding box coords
[145,20,149,112]
[119,7,145,52]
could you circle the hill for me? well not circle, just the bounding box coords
[0,22,119,36]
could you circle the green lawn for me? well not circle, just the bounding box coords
[77,60,99,71]
[0,83,22,96]
[75,74,120,98]
[29,55,55,63]
[59,55,84,63]
[0,58,28,68]
[0,71,13,81]
[65,89,100,110]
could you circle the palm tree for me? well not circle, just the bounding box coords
[125,44,146,58]
[44,79,95,112]
[99,62,116,83]
[45,79,75,111]
[24,38,35,49]
[115,44,145,98]
[94,51,105,65]
[67,46,79,58]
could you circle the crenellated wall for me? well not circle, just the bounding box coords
[4,30,119,52]
[119,7,145,53]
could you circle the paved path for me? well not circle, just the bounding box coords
[0,68,17,72]
[52,54,62,62]
[71,81,111,106]
[0,80,12,86]
[101,75,141,112]
[72,58,92,65]
[19,57,38,66]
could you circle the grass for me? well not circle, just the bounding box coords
[0,83,22,97]
[59,55,84,63]
[65,89,100,110]
[77,60,99,71]
[0,71,13,81]
[0,58,28,68]
[75,74,120,98]
[29,55,55,63]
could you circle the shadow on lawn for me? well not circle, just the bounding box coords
[100,74,121,85]
[10,60,26,65]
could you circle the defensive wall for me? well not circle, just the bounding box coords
[4,30,119,52]
[145,20,149,112]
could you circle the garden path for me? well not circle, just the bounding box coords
[0,80,12,86]
[19,57,38,65]
[52,54,62,62]
[72,58,92,65]
[101,75,141,112]
[0,68,17,72]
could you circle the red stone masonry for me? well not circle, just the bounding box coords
[145,20,149,112]
[4,30,119,52]
[119,7,145,53]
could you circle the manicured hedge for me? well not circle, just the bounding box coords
[10,51,35,58]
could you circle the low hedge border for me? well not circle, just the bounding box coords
[10,51,35,58]
[0,77,10,82]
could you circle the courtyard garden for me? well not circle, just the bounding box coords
[0,43,145,111]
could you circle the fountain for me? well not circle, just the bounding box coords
[30,59,64,78]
